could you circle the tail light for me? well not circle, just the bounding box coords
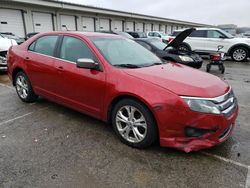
[210,54,221,61]
[168,37,174,42]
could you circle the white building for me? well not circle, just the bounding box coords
[0,0,209,37]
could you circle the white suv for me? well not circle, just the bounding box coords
[147,31,168,43]
[169,28,250,62]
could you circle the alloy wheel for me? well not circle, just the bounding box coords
[233,48,247,61]
[115,105,147,143]
[16,75,28,99]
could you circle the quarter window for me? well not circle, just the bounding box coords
[59,36,95,63]
[29,36,58,56]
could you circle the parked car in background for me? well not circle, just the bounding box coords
[147,31,168,43]
[0,32,25,44]
[127,32,147,38]
[25,32,39,40]
[0,34,17,71]
[7,31,238,152]
[98,31,134,39]
[136,28,203,68]
[169,28,250,62]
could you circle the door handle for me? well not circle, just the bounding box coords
[56,66,64,72]
[25,57,30,61]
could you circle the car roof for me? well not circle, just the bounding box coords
[173,27,221,32]
[35,31,122,38]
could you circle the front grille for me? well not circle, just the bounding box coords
[211,89,237,117]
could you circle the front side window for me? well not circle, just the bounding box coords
[207,30,225,38]
[59,36,95,63]
[91,38,162,67]
[29,36,58,56]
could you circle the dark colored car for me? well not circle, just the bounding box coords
[135,28,203,68]
[98,31,134,39]
[25,32,39,40]
[7,31,238,152]
[127,32,147,38]
[0,32,25,44]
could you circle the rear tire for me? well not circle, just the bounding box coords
[231,47,249,62]
[111,99,157,149]
[14,71,38,103]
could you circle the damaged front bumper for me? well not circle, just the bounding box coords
[157,101,239,153]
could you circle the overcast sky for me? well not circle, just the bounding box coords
[61,0,250,27]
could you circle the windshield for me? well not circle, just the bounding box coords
[91,38,162,67]
[219,29,234,38]
[150,40,167,50]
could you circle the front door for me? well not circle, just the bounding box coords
[53,35,106,118]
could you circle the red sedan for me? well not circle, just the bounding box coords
[7,32,238,152]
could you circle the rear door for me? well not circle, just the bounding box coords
[26,35,59,95]
[53,35,106,117]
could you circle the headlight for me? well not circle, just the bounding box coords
[178,55,194,62]
[182,98,221,114]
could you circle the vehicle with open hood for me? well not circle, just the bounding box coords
[136,28,203,68]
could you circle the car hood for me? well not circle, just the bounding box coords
[164,28,196,50]
[0,38,17,51]
[123,63,229,97]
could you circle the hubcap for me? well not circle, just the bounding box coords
[115,105,147,143]
[16,75,28,99]
[233,49,246,61]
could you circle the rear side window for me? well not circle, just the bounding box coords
[59,36,95,63]
[190,30,206,38]
[29,36,58,56]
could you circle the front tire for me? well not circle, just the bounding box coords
[231,47,249,62]
[112,99,157,149]
[15,71,38,103]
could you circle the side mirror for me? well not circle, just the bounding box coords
[219,35,226,39]
[76,58,98,70]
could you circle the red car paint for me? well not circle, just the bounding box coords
[7,32,239,152]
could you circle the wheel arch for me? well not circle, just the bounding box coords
[227,44,250,56]
[107,94,157,127]
[12,67,25,86]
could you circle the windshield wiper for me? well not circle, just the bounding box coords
[114,64,142,68]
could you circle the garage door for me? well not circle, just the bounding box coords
[0,9,25,37]
[99,18,110,31]
[32,12,53,32]
[125,21,134,32]
[60,15,76,31]
[82,17,95,31]
[159,25,166,33]
[166,25,172,34]
[153,24,159,31]
[145,24,152,32]
[135,23,143,32]
[111,20,123,32]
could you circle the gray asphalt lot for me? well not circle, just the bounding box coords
[0,60,250,188]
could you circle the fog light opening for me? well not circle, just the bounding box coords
[185,127,216,138]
